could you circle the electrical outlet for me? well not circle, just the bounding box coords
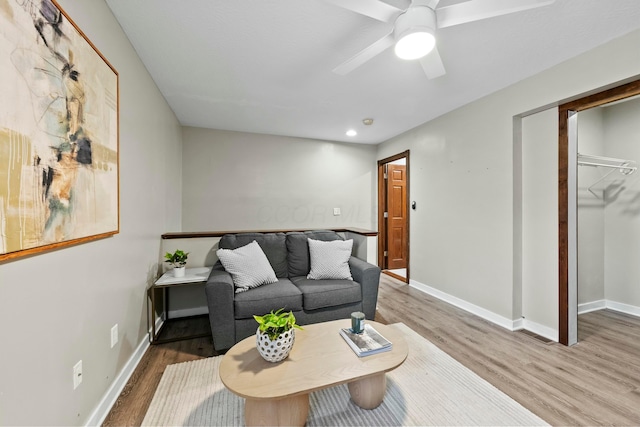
[73,360,82,390]
[333,207,341,216]
[111,324,118,348]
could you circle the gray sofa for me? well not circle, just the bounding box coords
[205,230,381,351]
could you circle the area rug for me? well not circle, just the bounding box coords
[142,323,548,426]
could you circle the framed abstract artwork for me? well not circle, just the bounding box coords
[0,0,119,262]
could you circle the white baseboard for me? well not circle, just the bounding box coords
[85,313,168,426]
[84,336,150,426]
[408,280,640,343]
[512,317,524,330]
[409,279,558,341]
[605,300,640,317]
[409,279,519,331]
[168,305,209,318]
[578,299,606,315]
[84,302,212,426]
[152,311,166,336]
[521,318,559,342]
[577,299,640,317]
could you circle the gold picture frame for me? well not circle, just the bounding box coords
[0,0,119,262]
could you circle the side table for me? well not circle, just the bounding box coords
[147,266,212,344]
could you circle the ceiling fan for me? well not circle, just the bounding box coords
[325,0,555,79]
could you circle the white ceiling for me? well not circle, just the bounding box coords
[105,0,640,144]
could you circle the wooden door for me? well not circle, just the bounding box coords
[386,164,407,269]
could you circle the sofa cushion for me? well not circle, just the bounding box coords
[216,240,278,293]
[307,238,353,280]
[234,278,303,319]
[290,276,361,311]
[286,230,343,277]
[220,232,288,278]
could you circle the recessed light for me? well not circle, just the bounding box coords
[346,129,357,137]
[363,118,374,126]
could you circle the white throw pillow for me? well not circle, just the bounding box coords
[307,238,353,280]
[216,240,278,293]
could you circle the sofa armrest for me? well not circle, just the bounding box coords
[204,266,236,352]
[349,257,381,321]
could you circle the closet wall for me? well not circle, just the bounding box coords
[577,108,606,308]
[578,97,640,314]
[603,98,640,310]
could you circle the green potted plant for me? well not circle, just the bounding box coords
[164,249,189,277]
[253,308,303,362]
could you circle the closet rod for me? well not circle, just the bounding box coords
[578,160,637,172]
[577,153,637,173]
[577,153,634,164]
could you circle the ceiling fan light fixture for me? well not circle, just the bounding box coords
[395,31,435,60]
[394,6,437,60]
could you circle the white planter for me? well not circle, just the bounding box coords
[256,328,295,363]
[173,266,186,278]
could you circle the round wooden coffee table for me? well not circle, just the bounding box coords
[219,319,408,426]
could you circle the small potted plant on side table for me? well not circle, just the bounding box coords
[253,309,303,362]
[164,249,189,277]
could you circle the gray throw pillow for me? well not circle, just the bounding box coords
[216,240,278,293]
[307,238,353,280]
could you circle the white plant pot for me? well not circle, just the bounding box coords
[173,266,186,278]
[256,328,295,363]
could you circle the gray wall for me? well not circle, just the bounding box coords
[377,28,640,329]
[0,0,182,424]
[174,128,378,317]
[181,127,378,231]
[378,92,518,321]
[521,108,558,335]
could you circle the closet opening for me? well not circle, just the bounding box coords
[558,79,640,345]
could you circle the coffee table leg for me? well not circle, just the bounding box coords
[348,373,387,409]
[244,393,309,427]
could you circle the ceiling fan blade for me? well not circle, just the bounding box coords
[333,33,395,75]
[323,0,403,23]
[417,0,441,9]
[436,0,555,29]
[419,46,446,79]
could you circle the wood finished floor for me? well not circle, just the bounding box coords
[103,276,640,426]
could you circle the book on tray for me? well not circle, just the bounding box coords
[339,324,392,357]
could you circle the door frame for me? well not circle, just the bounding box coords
[558,79,640,345]
[378,150,410,283]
